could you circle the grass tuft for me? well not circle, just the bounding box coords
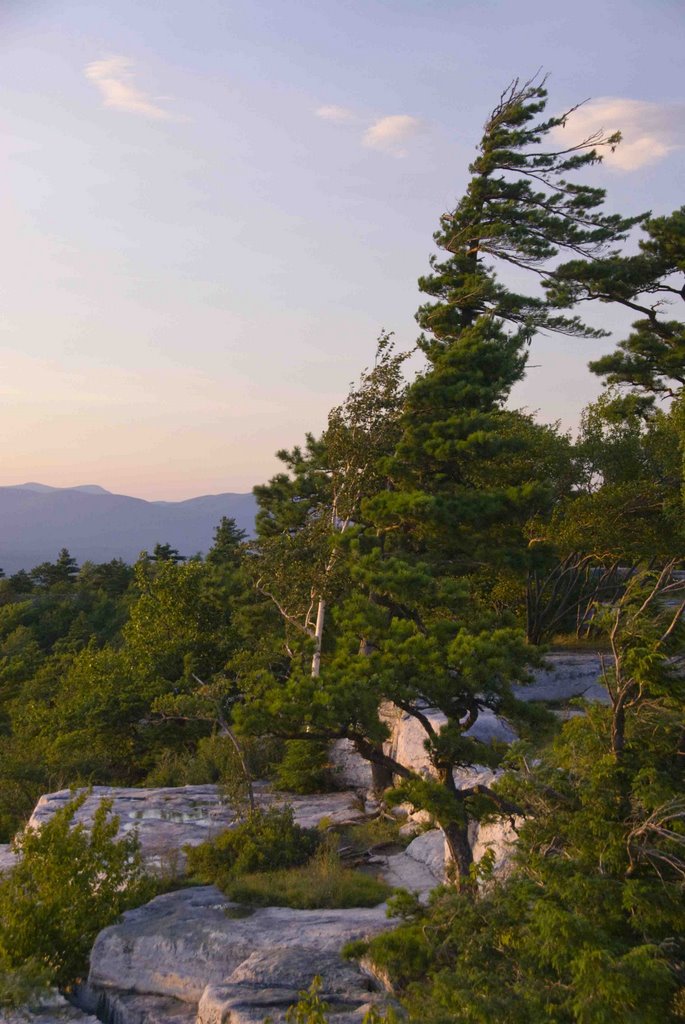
[225,839,391,909]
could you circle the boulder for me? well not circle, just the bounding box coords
[82,886,394,1024]
[0,842,17,873]
[513,651,607,704]
[469,816,521,879]
[3,992,99,1024]
[23,783,366,873]
[330,740,374,791]
[378,821,518,894]
[197,949,381,1023]
[331,704,516,790]
[384,705,516,779]
[376,829,446,897]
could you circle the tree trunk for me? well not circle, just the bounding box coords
[441,819,473,888]
[311,598,326,678]
[370,757,394,793]
[611,698,625,762]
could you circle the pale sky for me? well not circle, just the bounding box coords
[1,0,683,499]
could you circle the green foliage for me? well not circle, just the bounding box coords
[0,534,250,839]
[224,839,391,909]
[185,805,320,889]
[275,740,333,794]
[337,815,408,857]
[0,794,153,996]
[284,976,330,1024]
[547,392,684,561]
[550,206,685,402]
[354,570,685,1022]
[144,733,282,790]
[0,947,52,1013]
[282,976,399,1024]
[144,733,239,786]
[187,811,391,910]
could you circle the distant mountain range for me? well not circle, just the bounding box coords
[0,483,257,575]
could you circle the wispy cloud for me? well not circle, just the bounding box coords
[315,104,357,124]
[316,103,423,157]
[85,56,175,120]
[363,114,422,157]
[552,98,685,171]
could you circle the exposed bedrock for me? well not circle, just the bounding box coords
[79,886,394,1024]
[331,650,606,788]
[21,783,366,874]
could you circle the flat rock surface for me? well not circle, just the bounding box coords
[85,885,393,1024]
[514,651,607,704]
[3,993,99,1024]
[197,949,382,1023]
[25,783,365,871]
[88,885,392,1003]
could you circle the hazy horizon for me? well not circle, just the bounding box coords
[1,0,683,501]
[2,479,253,501]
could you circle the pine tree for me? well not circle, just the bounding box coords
[240,77,639,886]
[250,335,408,677]
[339,76,641,877]
[548,205,685,401]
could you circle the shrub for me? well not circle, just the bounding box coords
[0,948,52,1014]
[275,740,333,794]
[0,793,154,997]
[281,976,399,1024]
[145,734,284,788]
[185,805,320,889]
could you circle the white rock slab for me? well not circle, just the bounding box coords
[23,783,365,872]
[513,651,607,704]
[197,948,382,1024]
[470,817,521,879]
[376,829,446,897]
[88,886,392,1003]
[3,992,99,1024]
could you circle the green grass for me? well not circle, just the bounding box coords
[224,843,392,909]
[336,815,410,858]
[549,633,610,652]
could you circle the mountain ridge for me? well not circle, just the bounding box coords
[0,484,257,575]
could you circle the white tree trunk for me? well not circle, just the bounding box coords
[311,598,326,677]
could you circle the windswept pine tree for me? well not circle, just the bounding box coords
[549,205,685,401]
[239,77,642,885]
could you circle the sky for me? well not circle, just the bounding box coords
[0,0,683,500]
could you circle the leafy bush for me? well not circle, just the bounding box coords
[275,740,333,794]
[224,838,391,909]
[145,733,284,787]
[0,948,52,1014]
[186,805,319,889]
[281,976,399,1024]
[0,793,154,998]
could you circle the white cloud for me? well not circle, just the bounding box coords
[85,56,174,120]
[363,114,422,157]
[315,104,357,124]
[316,104,423,157]
[551,98,685,171]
